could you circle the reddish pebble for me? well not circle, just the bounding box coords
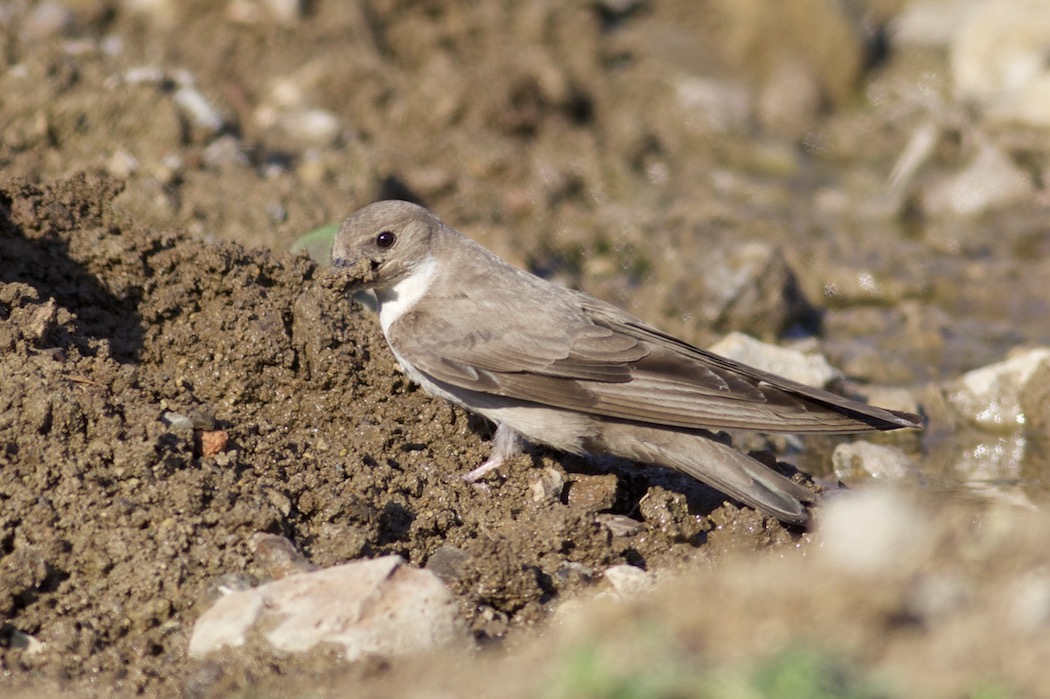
[199,429,229,457]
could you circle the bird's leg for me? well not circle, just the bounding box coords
[462,422,522,482]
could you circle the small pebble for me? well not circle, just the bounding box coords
[921,143,1033,218]
[603,564,655,596]
[173,85,225,134]
[595,513,643,538]
[187,405,217,430]
[250,532,316,578]
[22,1,74,40]
[530,467,566,503]
[266,202,287,223]
[943,347,1050,430]
[425,545,471,583]
[202,135,249,169]
[951,0,1050,126]
[567,473,619,512]
[1008,573,1050,630]
[709,332,839,388]
[271,108,344,147]
[198,430,228,457]
[9,630,46,655]
[832,441,920,482]
[161,411,194,430]
[106,149,140,178]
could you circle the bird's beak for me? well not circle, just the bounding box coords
[322,256,377,295]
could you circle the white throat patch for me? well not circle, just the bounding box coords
[377,257,438,334]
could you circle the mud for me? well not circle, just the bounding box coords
[2,1,1050,697]
[0,176,794,696]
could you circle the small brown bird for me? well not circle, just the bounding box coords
[330,201,921,524]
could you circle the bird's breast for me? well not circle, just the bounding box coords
[377,257,438,334]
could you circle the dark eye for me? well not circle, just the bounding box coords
[376,230,396,249]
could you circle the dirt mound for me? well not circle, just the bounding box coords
[0,175,791,696]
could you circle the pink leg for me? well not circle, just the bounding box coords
[462,423,522,482]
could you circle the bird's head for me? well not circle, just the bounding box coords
[330,200,439,292]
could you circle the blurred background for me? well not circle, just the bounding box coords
[3,0,1048,380]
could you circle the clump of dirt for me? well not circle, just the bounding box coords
[0,175,796,696]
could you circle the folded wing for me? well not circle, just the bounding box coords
[388,290,921,434]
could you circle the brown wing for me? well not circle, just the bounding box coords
[387,284,921,434]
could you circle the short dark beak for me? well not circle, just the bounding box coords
[321,256,378,295]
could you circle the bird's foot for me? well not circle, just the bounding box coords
[462,457,504,483]
[462,423,522,482]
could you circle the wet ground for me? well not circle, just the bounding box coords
[2,1,1050,697]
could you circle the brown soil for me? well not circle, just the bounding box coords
[2,1,1050,697]
[0,174,793,696]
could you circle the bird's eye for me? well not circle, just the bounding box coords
[376,230,396,249]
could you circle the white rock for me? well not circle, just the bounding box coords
[921,143,1033,218]
[674,75,753,132]
[227,0,303,24]
[256,106,344,147]
[22,1,75,40]
[188,556,469,660]
[106,149,139,179]
[953,434,1028,486]
[757,59,822,136]
[943,348,1050,430]
[263,0,303,23]
[173,85,225,134]
[277,108,343,146]
[100,34,124,56]
[121,0,176,27]
[9,629,46,655]
[908,573,970,621]
[530,467,566,503]
[160,411,193,430]
[832,441,919,482]
[891,0,978,48]
[951,0,1050,126]
[603,565,655,597]
[119,65,166,86]
[1008,573,1050,630]
[202,135,250,169]
[267,78,306,109]
[708,331,840,388]
[817,488,929,575]
[188,586,265,657]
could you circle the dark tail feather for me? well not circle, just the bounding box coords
[664,435,815,524]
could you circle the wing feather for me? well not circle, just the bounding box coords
[387,286,921,434]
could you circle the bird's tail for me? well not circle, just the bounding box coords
[597,422,816,525]
[664,435,815,524]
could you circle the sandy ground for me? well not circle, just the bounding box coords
[3,1,1050,697]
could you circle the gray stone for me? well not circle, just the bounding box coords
[951,0,1050,126]
[603,565,655,597]
[188,556,470,661]
[161,411,194,430]
[709,332,839,388]
[833,441,920,482]
[22,1,74,40]
[942,348,1050,431]
[921,144,1033,218]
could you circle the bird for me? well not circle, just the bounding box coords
[329,200,922,525]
